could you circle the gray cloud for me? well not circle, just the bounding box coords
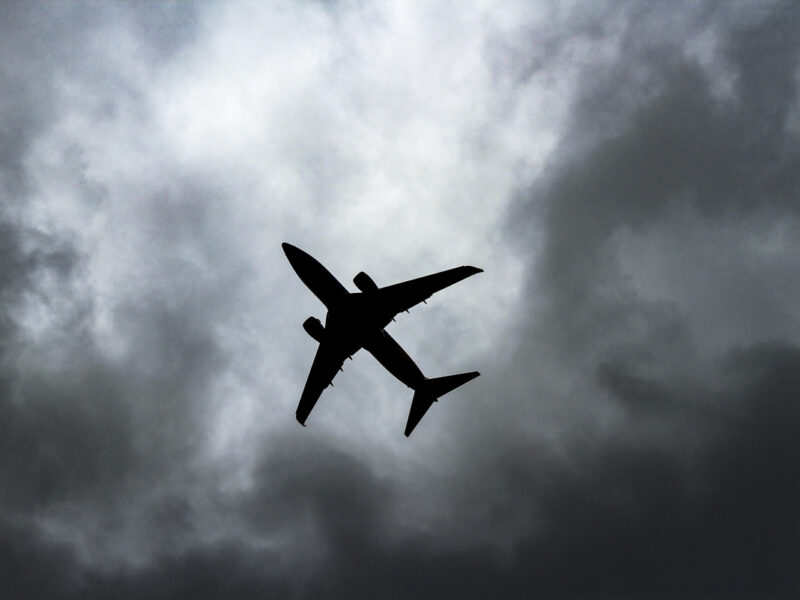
[0,1,798,598]
[13,341,793,599]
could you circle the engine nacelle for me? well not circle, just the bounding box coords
[353,271,378,293]
[303,316,325,342]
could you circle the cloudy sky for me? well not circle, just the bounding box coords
[1,1,799,598]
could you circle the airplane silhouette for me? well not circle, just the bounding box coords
[283,243,482,436]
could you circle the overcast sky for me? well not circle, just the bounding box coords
[1,1,799,598]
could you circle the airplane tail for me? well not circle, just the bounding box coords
[404,371,480,437]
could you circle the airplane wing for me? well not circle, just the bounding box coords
[296,341,348,425]
[376,265,482,318]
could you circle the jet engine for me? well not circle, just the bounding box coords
[303,316,325,342]
[353,271,378,293]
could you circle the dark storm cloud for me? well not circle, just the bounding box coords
[506,2,800,370]
[482,2,800,597]
[0,0,242,585]
[1,2,799,599]
[0,516,81,600]
[0,219,133,598]
[16,341,794,600]
[0,209,232,565]
[0,222,120,509]
[0,205,242,584]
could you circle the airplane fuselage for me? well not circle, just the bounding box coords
[283,243,425,389]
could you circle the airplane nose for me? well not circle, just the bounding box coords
[282,243,311,273]
[282,242,301,261]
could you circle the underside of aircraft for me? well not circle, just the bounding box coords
[283,243,481,437]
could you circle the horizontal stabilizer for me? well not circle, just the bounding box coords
[405,371,480,437]
[425,371,480,398]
